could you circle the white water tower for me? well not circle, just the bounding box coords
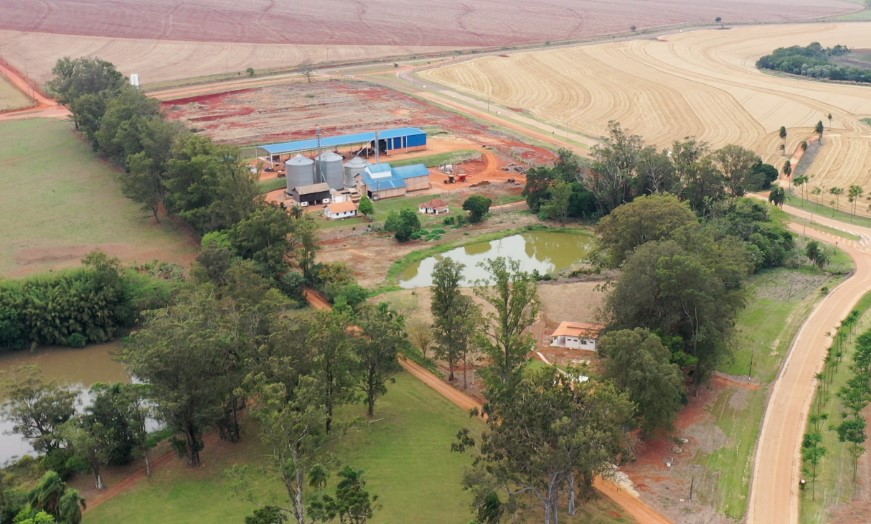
[130,73,140,89]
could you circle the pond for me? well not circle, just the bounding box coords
[397,231,595,288]
[0,342,129,464]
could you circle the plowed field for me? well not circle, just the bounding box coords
[0,0,858,86]
[421,23,871,195]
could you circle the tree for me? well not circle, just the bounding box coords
[300,59,315,83]
[768,186,786,207]
[462,195,493,223]
[406,318,433,360]
[455,369,633,523]
[383,209,421,242]
[121,118,182,222]
[753,161,779,189]
[848,184,864,219]
[673,140,724,216]
[431,259,480,385]
[801,432,826,500]
[630,24,637,32]
[588,121,644,215]
[0,366,77,454]
[122,289,241,466]
[836,416,866,480]
[357,196,374,219]
[595,194,697,266]
[606,236,750,384]
[247,67,256,77]
[229,204,294,276]
[45,57,126,134]
[94,86,162,165]
[248,376,326,524]
[827,112,833,127]
[714,144,763,196]
[782,160,792,180]
[26,471,85,524]
[85,383,151,471]
[293,215,320,286]
[715,16,723,28]
[474,257,540,392]
[306,310,359,433]
[815,120,825,142]
[354,303,405,417]
[811,185,824,206]
[598,329,685,434]
[58,419,111,491]
[778,126,788,153]
[830,186,844,213]
[540,180,571,225]
[308,467,378,524]
[793,175,809,206]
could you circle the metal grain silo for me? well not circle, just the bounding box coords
[343,157,368,188]
[318,151,344,189]
[285,155,315,194]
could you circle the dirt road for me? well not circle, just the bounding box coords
[0,57,68,121]
[747,207,871,524]
[304,289,670,523]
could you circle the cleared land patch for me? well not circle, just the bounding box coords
[420,23,871,198]
[0,74,31,111]
[0,119,198,277]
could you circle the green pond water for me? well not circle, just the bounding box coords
[397,231,595,288]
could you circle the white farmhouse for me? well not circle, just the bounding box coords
[550,321,604,351]
[324,201,358,220]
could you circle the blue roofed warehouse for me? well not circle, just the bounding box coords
[257,128,427,162]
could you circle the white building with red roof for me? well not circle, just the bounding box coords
[550,321,605,351]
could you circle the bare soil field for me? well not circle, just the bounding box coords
[161,79,552,166]
[421,23,871,197]
[0,0,855,47]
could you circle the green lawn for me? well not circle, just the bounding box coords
[785,193,871,229]
[699,267,839,519]
[800,292,871,523]
[0,119,197,276]
[86,372,485,524]
[389,149,481,168]
[862,118,871,127]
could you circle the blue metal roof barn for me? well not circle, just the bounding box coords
[257,128,427,157]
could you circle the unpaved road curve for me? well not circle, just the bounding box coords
[748,205,871,524]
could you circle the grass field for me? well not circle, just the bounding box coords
[87,372,485,523]
[0,75,32,111]
[800,291,871,523]
[0,119,197,277]
[700,267,839,519]
[785,193,871,229]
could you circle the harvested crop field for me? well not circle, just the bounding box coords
[420,23,871,196]
[0,0,859,86]
[161,79,555,165]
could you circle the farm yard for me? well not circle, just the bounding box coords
[0,118,198,277]
[0,0,861,87]
[420,23,871,198]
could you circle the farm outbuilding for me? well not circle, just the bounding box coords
[324,201,358,220]
[550,321,604,351]
[357,162,431,200]
[419,199,449,215]
[257,128,427,161]
[291,183,331,207]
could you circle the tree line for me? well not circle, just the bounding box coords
[756,42,871,84]
[524,121,779,222]
[46,57,260,234]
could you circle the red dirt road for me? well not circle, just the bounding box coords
[304,288,671,523]
[748,205,871,524]
[0,57,67,121]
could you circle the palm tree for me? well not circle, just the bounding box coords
[830,186,844,215]
[29,471,66,516]
[848,185,864,220]
[812,185,824,206]
[815,120,825,143]
[827,113,833,128]
[783,161,792,189]
[794,175,809,205]
[779,126,788,154]
[58,489,86,524]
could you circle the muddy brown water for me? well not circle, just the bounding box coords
[0,342,129,464]
[397,231,595,288]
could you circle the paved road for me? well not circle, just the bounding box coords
[747,205,871,523]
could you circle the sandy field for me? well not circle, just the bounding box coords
[421,23,871,195]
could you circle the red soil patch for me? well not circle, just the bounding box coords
[0,0,856,47]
